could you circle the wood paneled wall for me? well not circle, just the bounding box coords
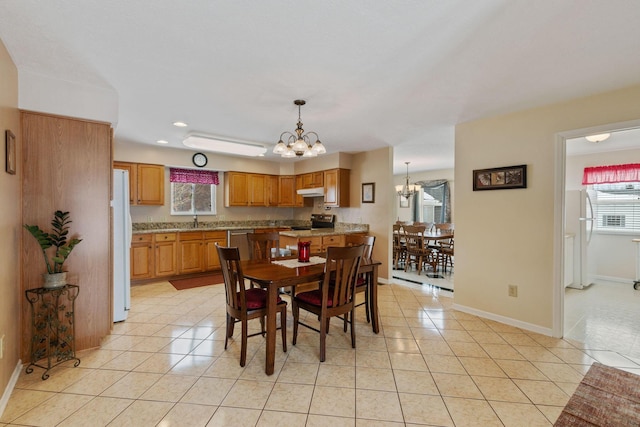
[21,111,112,359]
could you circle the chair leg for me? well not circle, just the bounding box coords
[260,316,265,337]
[280,306,287,353]
[224,314,232,350]
[343,312,348,333]
[350,308,356,349]
[292,301,299,346]
[240,319,248,367]
[365,285,371,323]
[319,316,327,362]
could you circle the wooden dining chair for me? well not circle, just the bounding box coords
[392,223,406,269]
[437,233,454,272]
[247,232,281,261]
[246,232,281,289]
[216,245,287,367]
[344,234,375,325]
[403,224,438,275]
[292,245,364,362]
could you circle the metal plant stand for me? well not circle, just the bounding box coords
[25,284,81,380]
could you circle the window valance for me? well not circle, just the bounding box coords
[582,163,640,185]
[170,168,219,185]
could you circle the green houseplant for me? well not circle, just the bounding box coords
[24,210,82,288]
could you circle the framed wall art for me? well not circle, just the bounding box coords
[362,182,375,203]
[5,130,15,175]
[399,195,409,208]
[473,164,526,191]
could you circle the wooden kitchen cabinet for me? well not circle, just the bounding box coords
[114,161,165,205]
[131,234,154,281]
[301,172,324,189]
[204,231,227,271]
[324,168,350,207]
[248,173,268,206]
[113,161,137,204]
[268,175,279,207]
[295,175,305,207]
[178,232,204,274]
[138,163,165,205]
[278,175,296,207]
[224,172,249,206]
[154,233,177,277]
[225,172,270,207]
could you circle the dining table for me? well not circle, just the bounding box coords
[241,256,381,375]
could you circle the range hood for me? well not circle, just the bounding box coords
[296,187,325,197]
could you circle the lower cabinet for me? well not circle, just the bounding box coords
[132,231,227,282]
[279,233,347,254]
[131,234,154,281]
[178,232,205,274]
[155,233,177,277]
[204,231,227,271]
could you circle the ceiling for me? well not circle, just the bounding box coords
[1,1,639,174]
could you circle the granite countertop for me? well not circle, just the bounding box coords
[279,229,367,237]
[132,222,368,235]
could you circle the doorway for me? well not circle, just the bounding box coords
[562,126,640,358]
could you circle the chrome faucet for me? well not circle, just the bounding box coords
[193,214,198,228]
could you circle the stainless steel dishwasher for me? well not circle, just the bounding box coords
[227,229,254,260]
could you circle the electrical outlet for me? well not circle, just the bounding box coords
[508,285,518,297]
[147,216,153,222]
[0,334,4,359]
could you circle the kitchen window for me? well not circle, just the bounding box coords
[583,163,640,234]
[591,182,640,233]
[169,168,218,215]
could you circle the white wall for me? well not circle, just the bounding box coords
[455,84,640,334]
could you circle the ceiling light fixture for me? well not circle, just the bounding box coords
[396,162,421,199]
[273,100,326,158]
[183,134,267,157]
[156,139,169,144]
[173,121,188,127]
[585,133,611,143]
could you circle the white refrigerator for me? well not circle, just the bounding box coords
[113,169,132,322]
[565,189,596,289]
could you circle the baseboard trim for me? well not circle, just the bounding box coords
[0,360,22,419]
[452,303,554,337]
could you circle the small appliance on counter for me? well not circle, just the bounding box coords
[290,214,335,230]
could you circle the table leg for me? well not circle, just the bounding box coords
[265,283,277,375]
[369,265,380,334]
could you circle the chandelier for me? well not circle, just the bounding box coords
[273,100,326,158]
[396,162,421,198]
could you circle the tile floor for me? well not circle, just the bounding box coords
[2,272,640,426]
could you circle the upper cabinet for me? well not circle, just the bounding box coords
[224,168,349,207]
[114,161,165,205]
[225,172,271,207]
[324,168,350,207]
[301,171,324,189]
[278,175,296,207]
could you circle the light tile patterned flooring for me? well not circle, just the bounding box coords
[3,273,640,426]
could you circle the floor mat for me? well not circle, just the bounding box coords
[170,274,224,290]
[555,362,640,426]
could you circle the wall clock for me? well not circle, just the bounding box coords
[192,152,208,167]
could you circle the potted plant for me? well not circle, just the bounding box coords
[24,210,82,288]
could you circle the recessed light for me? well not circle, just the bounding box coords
[156,139,169,144]
[173,121,188,127]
